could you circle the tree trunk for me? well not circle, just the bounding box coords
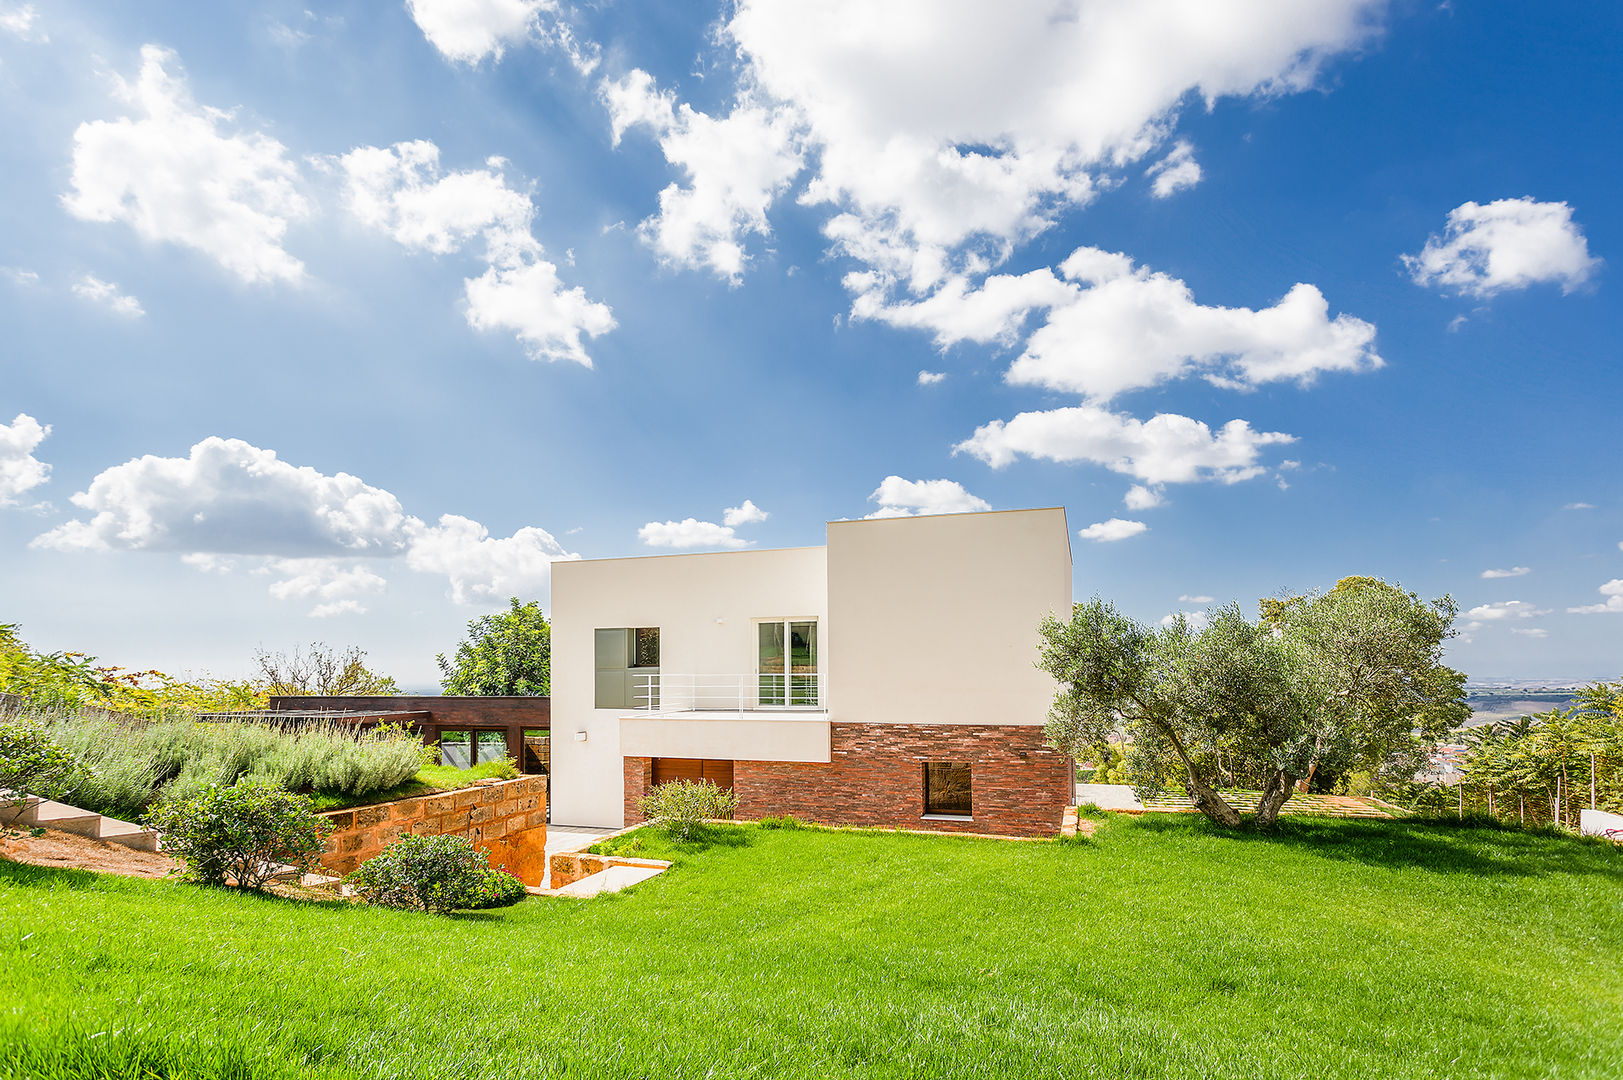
[1156,721,1243,828]
[1253,769,1298,829]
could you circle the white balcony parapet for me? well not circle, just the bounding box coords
[631,672,823,713]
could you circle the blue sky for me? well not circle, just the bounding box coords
[1,0,1618,690]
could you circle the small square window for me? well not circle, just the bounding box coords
[924,762,972,816]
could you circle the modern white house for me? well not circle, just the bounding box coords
[549,507,1075,836]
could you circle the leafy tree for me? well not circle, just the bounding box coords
[2,622,266,713]
[436,598,551,696]
[0,719,87,829]
[1039,578,1468,829]
[253,642,399,697]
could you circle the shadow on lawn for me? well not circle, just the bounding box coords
[1125,813,1623,880]
[0,858,106,891]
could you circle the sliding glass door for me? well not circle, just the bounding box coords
[758,619,818,707]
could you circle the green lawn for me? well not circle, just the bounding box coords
[303,759,518,811]
[2,815,1620,1079]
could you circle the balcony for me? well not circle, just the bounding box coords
[630,672,824,714]
[620,673,830,764]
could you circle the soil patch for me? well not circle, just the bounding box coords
[0,829,178,879]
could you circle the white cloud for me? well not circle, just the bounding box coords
[341,141,530,255]
[1178,594,1214,604]
[339,140,615,364]
[917,370,946,386]
[1146,140,1202,198]
[1080,518,1147,542]
[64,46,310,284]
[637,518,749,549]
[856,248,1379,402]
[463,261,616,365]
[956,405,1295,486]
[0,413,51,506]
[32,437,410,555]
[866,476,990,519]
[310,600,366,618]
[1160,610,1209,632]
[1563,502,1595,510]
[606,0,1381,290]
[405,0,550,64]
[725,0,1382,289]
[0,4,45,41]
[31,435,574,606]
[1124,484,1165,510]
[265,558,387,616]
[266,559,387,602]
[1569,580,1623,615]
[1465,600,1550,621]
[404,514,575,604]
[1404,197,1601,298]
[851,267,1074,349]
[723,500,769,527]
[602,70,805,282]
[71,275,145,318]
[2,267,40,287]
[1480,566,1530,579]
[1509,627,1548,638]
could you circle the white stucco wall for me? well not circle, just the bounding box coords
[826,508,1072,728]
[549,546,828,826]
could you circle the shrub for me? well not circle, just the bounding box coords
[0,720,86,828]
[346,833,524,914]
[37,710,430,818]
[638,779,738,841]
[465,867,528,910]
[146,781,330,890]
[757,814,810,830]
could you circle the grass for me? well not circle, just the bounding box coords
[2,815,1620,1079]
[303,759,519,811]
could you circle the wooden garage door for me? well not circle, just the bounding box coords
[652,758,734,791]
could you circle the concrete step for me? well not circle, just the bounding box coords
[96,817,161,852]
[25,799,102,838]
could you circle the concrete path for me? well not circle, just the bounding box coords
[1075,783,1145,811]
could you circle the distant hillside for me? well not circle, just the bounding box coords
[1463,685,1587,727]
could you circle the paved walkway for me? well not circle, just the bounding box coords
[1075,783,1144,811]
[1076,783,1395,819]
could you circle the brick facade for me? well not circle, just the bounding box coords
[624,722,1070,838]
[318,775,548,885]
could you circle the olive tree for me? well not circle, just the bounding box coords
[1040,578,1468,829]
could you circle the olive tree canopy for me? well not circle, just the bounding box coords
[1040,577,1468,828]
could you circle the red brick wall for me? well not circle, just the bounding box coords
[624,723,1070,838]
[319,775,548,884]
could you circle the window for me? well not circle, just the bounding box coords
[757,619,818,706]
[437,729,510,769]
[924,762,972,817]
[595,627,660,709]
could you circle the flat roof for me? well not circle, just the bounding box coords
[562,507,1069,567]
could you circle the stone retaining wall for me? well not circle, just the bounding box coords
[548,850,671,891]
[319,775,547,886]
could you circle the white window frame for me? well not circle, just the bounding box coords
[753,616,821,709]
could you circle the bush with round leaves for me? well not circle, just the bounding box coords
[145,780,330,890]
[346,833,526,914]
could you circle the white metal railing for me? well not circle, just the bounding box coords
[630,673,823,713]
